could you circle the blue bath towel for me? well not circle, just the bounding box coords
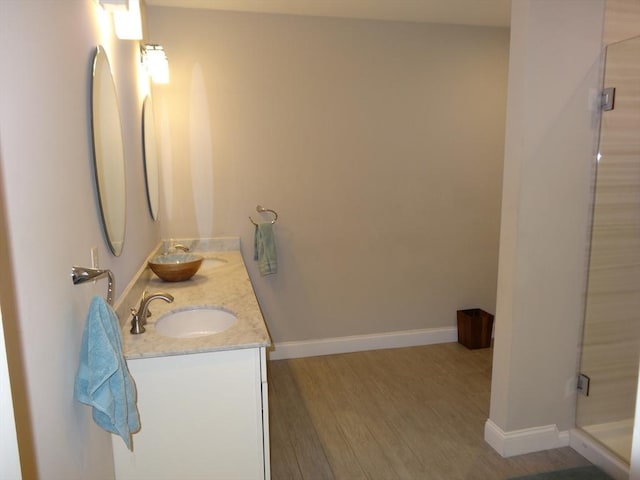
[254,222,277,275]
[74,296,140,450]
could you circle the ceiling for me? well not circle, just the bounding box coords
[144,0,511,28]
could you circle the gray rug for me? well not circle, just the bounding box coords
[508,465,612,480]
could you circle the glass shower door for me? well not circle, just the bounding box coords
[576,34,640,464]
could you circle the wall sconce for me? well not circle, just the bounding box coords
[142,44,170,84]
[98,0,142,40]
[98,0,127,11]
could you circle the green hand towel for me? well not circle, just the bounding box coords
[254,222,277,275]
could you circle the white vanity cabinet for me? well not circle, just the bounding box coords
[112,346,270,480]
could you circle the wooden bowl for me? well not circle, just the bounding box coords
[148,254,204,282]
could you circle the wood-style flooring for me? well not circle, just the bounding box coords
[268,343,591,479]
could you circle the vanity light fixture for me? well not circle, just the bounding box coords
[142,44,170,84]
[113,0,142,40]
[98,0,143,40]
[98,0,128,12]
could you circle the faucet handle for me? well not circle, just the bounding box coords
[130,308,145,334]
[136,291,157,324]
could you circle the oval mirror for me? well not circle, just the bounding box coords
[91,45,126,256]
[142,95,159,220]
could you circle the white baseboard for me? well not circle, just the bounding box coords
[268,326,458,360]
[484,419,570,457]
[569,428,629,480]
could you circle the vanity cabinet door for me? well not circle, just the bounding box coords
[113,348,266,480]
[260,347,271,480]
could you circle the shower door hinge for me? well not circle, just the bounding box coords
[601,87,616,111]
[577,373,590,396]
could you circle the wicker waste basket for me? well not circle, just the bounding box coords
[457,308,494,349]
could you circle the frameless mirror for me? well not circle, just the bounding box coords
[142,95,159,220]
[91,45,126,256]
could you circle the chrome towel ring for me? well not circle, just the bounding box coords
[249,205,278,225]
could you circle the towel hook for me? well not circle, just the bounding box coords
[249,205,278,226]
[71,266,115,306]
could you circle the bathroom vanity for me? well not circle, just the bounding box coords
[111,240,271,480]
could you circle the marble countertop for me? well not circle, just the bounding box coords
[121,247,271,360]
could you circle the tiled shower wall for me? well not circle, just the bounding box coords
[576,0,640,432]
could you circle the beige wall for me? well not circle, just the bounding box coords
[488,0,605,439]
[147,8,510,343]
[0,1,160,477]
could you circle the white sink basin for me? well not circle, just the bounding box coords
[155,306,237,338]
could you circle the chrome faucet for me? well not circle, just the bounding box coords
[130,291,174,334]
